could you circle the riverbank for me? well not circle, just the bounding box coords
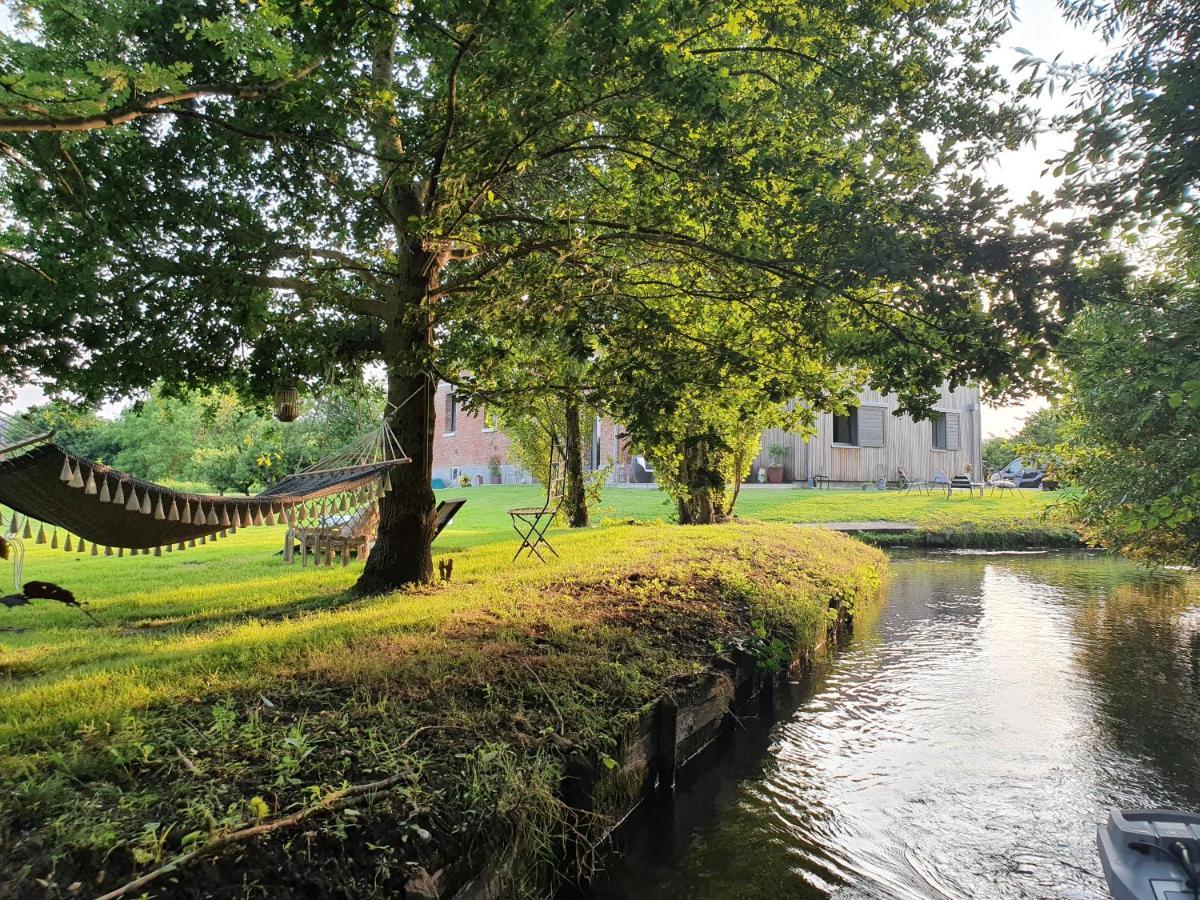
[582,551,1200,900]
[851,519,1081,549]
[0,523,883,899]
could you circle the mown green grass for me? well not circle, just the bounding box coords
[0,511,884,898]
[2,484,1060,612]
[437,483,1063,547]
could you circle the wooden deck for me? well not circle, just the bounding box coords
[795,521,917,534]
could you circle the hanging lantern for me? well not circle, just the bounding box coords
[273,385,301,423]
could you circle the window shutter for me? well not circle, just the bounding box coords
[945,411,961,451]
[858,406,886,448]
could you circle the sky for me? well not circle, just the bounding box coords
[1,1,1111,437]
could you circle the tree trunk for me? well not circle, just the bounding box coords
[563,399,589,528]
[726,445,748,516]
[352,14,438,594]
[353,273,437,593]
[675,439,728,525]
[353,362,436,593]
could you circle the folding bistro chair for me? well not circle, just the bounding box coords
[508,439,566,562]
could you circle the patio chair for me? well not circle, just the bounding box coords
[896,466,930,495]
[986,468,1019,497]
[997,458,1025,482]
[508,439,566,562]
[286,499,466,567]
[936,468,983,498]
[932,467,952,497]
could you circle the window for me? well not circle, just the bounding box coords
[832,408,858,446]
[444,393,457,434]
[932,413,947,449]
[482,407,496,432]
[591,415,603,470]
[932,411,960,450]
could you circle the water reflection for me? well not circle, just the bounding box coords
[585,552,1200,900]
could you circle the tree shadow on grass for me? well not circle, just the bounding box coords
[120,586,361,634]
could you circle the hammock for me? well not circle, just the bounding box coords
[0,410,410,579]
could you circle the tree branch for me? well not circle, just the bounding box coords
[0,57,325,133]
[426,29,478,208]
[145,107,381,162]
[243,274,396,320]
[688,45,851,80]
[272,245,396,292]
[0,248,55,282]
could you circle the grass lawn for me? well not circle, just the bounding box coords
[0,511,883,898]
[434,483,1069,554]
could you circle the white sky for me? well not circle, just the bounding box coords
[2,1,1110,437]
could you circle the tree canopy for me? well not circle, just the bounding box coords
[16,381,382,492]
[980,405,1066,472]
[1022,0,1200,227]
[1056,239,1200,566]
[2,0,1080,586]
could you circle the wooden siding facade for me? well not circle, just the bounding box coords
[750,384,981,485]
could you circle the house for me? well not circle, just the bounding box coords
[749,383,982,485]
[430,384,629,486]
[432,381,982,487]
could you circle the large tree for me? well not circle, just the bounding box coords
[2,0,1075,588]
[1056,244,1200,565]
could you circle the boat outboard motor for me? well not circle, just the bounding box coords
[1098,808,1200,900]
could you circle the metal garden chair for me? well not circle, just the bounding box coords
[986,468,1019,497]
[508,439,566,562]
[896,466,930,495]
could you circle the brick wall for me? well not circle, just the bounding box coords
[431,384,529,485]
[431,384,632,486]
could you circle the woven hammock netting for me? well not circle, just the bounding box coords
[0,409,409,580]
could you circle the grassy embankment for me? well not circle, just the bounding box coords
[0,510,883,899]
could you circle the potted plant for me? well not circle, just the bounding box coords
[766,444,787,484]
[487,455,503,484]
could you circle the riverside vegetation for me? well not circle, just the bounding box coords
[0,512,883,898]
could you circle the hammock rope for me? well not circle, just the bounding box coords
[0,403,414,581]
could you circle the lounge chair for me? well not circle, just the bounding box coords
[997,458,1045,489]
[986,469,1019,497]
[897,467,930,494]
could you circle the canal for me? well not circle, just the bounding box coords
[586,551,1200,899]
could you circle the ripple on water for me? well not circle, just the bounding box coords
[584,552,1200,900]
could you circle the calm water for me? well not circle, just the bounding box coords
[587,552,1200,900]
